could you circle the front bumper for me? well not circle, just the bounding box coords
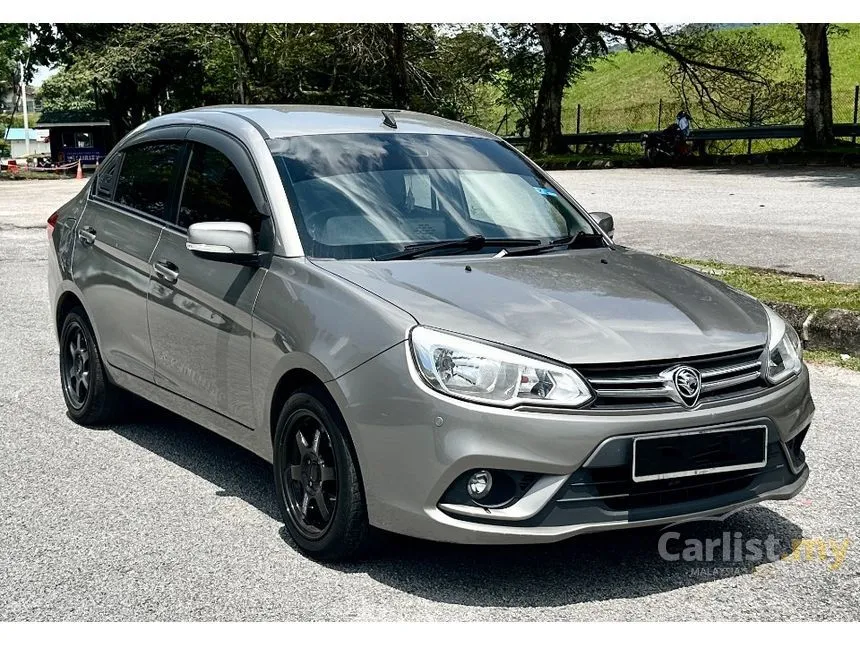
[333,341,814,545]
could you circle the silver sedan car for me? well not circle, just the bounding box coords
[47,106,813,560]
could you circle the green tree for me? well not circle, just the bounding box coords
[493,25,543,137]
[36,65,97,111]
[199,23,500,119]
[27,23,498,140]
[1,24,30,132]
[413,25,503,122]
[495,24,604,155]
[639,24,803,126]
[529,24,606,156]
[500,22,802,156]
[31,23,211,140]
[1,23,28,89]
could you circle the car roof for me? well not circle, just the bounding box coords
[149,104,497,141]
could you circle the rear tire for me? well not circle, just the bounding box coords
[59,307,124,425]
[273,387,371,561]
[644,145,658,166]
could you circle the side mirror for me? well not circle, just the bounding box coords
[592,211,615,239]
[186,221,258,264]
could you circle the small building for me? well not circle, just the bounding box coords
[37,109,113,166]
[2,127,51,158]
[0,85,38,115]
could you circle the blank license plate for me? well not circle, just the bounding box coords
[632,426,768,483]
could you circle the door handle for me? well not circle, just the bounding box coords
[153,260,180,284]
[78,226,96,245]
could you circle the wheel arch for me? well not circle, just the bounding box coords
[269,367,330,443]
[265,358,351,436]
[54,286,100,344]
[53,286,116,382]
[56,290,85,332]
[267,365,369,500]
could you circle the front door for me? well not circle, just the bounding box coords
[146,136,269,428]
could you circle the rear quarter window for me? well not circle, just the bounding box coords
[93,156,120,200]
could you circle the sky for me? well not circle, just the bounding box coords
[31,66,56,87]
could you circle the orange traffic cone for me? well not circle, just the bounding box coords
[75,159,83,180]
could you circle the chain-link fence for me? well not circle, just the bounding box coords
[494,85,860,155]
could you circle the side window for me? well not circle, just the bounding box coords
[94,156,120,200]
[113,142,183,221]
[177,144,261,232]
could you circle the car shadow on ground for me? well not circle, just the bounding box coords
[102,402,803,608]
[324,505,802,607]
[689,165,860,188]
[102,402,281,521]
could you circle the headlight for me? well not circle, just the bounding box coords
[763,305,803,384]
[409,326,593,408]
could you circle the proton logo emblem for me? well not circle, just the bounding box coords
[671,366,702,408]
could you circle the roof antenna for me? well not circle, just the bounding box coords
[381,110,397,129]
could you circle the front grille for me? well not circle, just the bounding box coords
[578,346,767,410]
[561,440,785,513]
[567,466,758,511]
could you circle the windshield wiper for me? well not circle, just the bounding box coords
[498,231,607,258]
[374,235,541,261]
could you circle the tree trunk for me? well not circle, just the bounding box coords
[527,25,578,156]
[102,96,128,144]
[798,23,834,148]
[388,23,409,109]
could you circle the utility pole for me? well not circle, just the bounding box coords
[19,61,30,157]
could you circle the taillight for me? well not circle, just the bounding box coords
[47,211,59,237]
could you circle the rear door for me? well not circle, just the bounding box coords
[146,129,271,427]
[74,130,187,381]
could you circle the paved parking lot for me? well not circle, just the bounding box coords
[556,166,860,282]
[1,177,859,620]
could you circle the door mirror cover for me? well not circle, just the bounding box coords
[592,212,615,239]
[186,221,257,263]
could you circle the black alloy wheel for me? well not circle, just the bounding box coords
[62,319,91,410]
[273,387,371,561]
[58,307,124,425]
[282,410,339,538]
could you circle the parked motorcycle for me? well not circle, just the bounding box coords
[642,111,693,165]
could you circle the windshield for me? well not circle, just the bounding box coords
[269,133,597,260]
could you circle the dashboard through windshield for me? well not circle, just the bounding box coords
[269,133,596,260]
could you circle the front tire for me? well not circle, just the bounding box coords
[59,307,123,425]
[273,387,371,561]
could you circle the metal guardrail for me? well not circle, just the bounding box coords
[504,122,860,148]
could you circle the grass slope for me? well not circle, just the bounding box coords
[563,23,860,133]
[668,257,860,311]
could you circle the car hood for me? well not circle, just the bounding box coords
[313,248,768,364]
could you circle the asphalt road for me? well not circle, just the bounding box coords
[1,178,859,620]
[555,166,860,283]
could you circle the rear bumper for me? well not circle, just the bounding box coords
[333,342,814,545]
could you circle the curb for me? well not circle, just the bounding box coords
[539,159,638,171]
[536,152,860,172]
[765,301,860,355]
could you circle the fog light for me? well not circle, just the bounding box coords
[467,470,493,500]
